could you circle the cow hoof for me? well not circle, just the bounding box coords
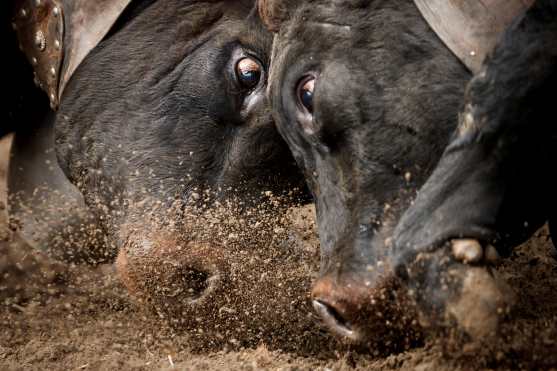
[451,239,483,263]
[405,248,514,341]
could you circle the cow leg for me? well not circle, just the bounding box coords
[394,0,557,339]
[8,113,107,264]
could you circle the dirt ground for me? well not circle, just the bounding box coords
[1,135,557,371]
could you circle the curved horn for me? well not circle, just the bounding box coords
[414,0,534,74]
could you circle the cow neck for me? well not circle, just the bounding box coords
[414,0,534,74]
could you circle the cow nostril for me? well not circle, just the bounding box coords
[180,267,220,305]
[312,299,361,341]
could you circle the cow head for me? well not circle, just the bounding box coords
[260,0,470,345]
[10,0,323,349]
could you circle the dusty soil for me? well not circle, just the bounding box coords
[1,135,557,370]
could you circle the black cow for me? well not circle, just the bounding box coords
[259,0,538,346]
[394,0,557,337]
[260,0,468,346]
[7,0,307,324]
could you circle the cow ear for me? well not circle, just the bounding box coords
[258,0,292,33]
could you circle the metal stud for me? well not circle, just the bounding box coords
[31,57,38,65]
[34,30,46,51]
[50,67,56,77]
[20,8,27,17]
[50,93,56,102]
[53,6,60,16]
[11,22,17,31]
[33,74,40,87]
[54,39,60,50]
[35,0,41,5]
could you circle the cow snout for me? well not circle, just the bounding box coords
[116,237,226,311]
[311,273,419,349]
[311,277,365,341]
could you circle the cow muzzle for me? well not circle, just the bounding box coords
[311,270,421,351]
[116,231,225,313]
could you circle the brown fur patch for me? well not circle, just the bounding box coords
[258,0,291,32]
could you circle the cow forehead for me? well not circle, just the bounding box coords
[272,0,534,75]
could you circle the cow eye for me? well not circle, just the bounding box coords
[235,57,262,89]
[297,77,314,113]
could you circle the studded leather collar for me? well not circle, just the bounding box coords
[12,0,132,109]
